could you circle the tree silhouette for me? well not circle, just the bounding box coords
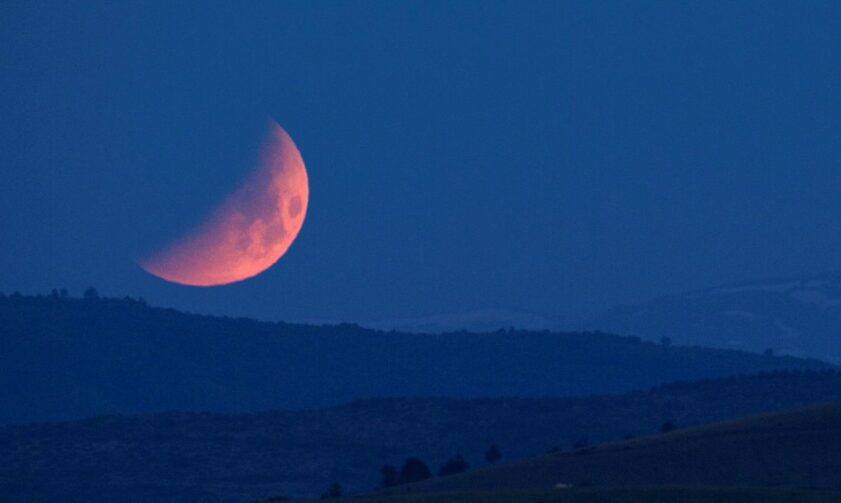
[320,481,341,499]
[438,455,469,476]
[399,457,431,484]
[380,465,399,488]
[83,287,99,300]
[484,444,502,465]
[661,420,677,433]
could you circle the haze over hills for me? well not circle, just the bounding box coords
[589,272,841,362]
[358,273,841,363]
[406,401,841,494]
[4,370,841,502]
[0,293,833,424]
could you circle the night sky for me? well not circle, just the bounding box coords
[2,1,841,324]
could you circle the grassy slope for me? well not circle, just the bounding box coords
[399,402,841,493]
[304,488,841,503]
[5,373,841,501]
[5,374,841,501]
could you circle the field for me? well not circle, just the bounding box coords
[391,403,841,494]
[298,488,841,503]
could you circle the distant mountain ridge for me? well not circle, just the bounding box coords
[361,308,564,333]
[0,293,832,424]
[4,370,841,502]
[589,272,841,362]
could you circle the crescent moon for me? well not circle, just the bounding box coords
[140,120,309,286]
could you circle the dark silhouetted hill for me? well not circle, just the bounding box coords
[0,293,833,424]
[590,272,841,362]
[4,370,841,501]
[403,402,841,494]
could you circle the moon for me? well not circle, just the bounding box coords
[140,120,309,286]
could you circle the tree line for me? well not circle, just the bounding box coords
[315,421,684,500]
[315,444,503,500]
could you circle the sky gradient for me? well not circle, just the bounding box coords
[1,1,840,324]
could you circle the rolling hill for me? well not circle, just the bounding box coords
[4,371,841,501]
[341,488,841,503]
[403,402,841,494]
[0,293,832,424]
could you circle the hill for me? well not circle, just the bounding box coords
[334,488,841,503]
[0,292,832,424]
[4,371,841,501]
[403,402,841,494]
[590,272,841,362]
[360,308,563,334]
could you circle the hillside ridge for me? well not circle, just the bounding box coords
[406,401,841,493]
[5,370,841,500]
[1,292,832,424]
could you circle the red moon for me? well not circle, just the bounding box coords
[140,121,309,286]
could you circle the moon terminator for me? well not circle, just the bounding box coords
[140,120,309,286]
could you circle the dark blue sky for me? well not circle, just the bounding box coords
[2,1,840,323]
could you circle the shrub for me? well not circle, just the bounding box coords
[438,455,469,476]
[380,464,399,488]
[399,457,431,484]
[485,444,502,465]
[320,481,341,499]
